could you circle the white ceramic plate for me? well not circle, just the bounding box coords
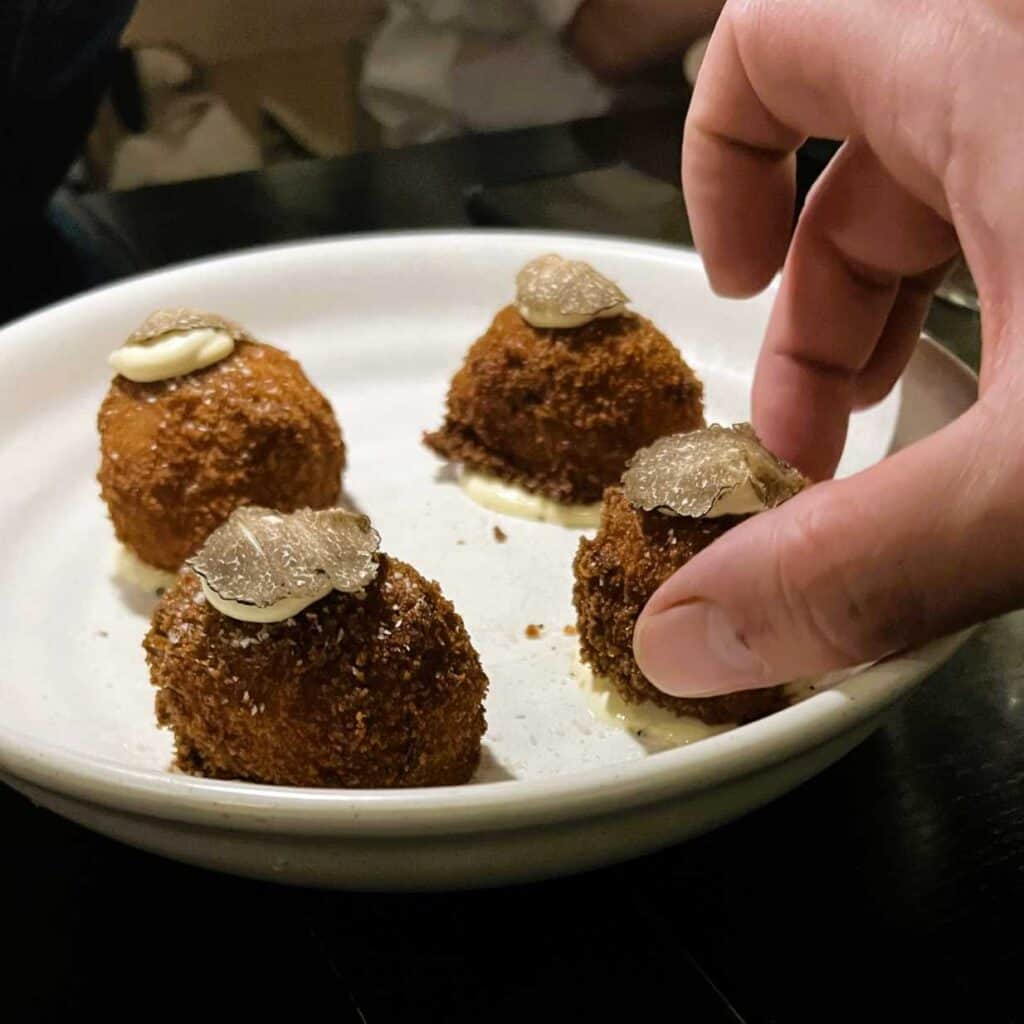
[0,232,976,889]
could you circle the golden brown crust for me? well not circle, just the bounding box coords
[424,306,704,504]
[98,341,345,571]
[573,487,788,725]
[145,557,488,788]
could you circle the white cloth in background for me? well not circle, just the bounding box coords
[361,0,614,146]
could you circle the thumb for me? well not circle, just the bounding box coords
[632,401,1018,695]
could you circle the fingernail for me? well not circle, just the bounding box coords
[633,601,767,696]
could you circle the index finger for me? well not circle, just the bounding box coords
[682,0,950,296]
[683,1,862,296]
[683,0,959,475]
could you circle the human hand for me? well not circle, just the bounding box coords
[633,0,1022,696]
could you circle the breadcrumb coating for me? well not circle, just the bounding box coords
[98,341,344,571]
[573,487,788,725]
[146,557,488,788]
[425,306,704,504]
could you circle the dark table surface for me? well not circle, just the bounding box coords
[5,109,1020,1023]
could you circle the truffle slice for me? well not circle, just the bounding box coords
[515,254,628,328]
[188,506,379,619]
[623,423,806,518]
[123,308,254,348]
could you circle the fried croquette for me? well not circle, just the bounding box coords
[573,487,788,725]
[424,306,704,504]
[98,341,344,571]
[146,556,488,788]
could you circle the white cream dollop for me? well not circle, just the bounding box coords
[572,652,734,749]
[519,303,626,331]
[114,545,178,593]
[460,469,601,528]
[573,652,866,750]
[109,327,235,383]
[198,578,329,624]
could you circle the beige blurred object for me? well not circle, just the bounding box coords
[210,46,366,160]
[123,0,383,63]
[683,33,709,86]
[88,0,383,190]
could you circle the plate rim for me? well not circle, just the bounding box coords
[0,631,973,835]
[0,227,718,341]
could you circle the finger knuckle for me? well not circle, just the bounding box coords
[771,498,907,664]
[852,374,897,410]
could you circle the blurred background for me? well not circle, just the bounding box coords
[80,0,714,190]
[88,0,383,190]
[0,1,974,328]
[1,0,735,323]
